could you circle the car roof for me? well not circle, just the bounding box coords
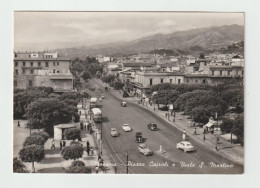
[181,141,191,144]
[123,124,129,126]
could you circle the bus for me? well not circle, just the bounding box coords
[91,108,102,123]
[90,97,97,109]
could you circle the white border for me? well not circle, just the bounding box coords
[1,0,260,188]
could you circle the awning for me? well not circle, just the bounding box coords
[205,122,214,128]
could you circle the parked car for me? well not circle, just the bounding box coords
[121,101,127,107]
[111,128,119,137]
[101,96,105,99]
[176,141,195,152]
[122,124,132,132]
[135,132,143,143]
[138,144,153,156]
[147,122,157,131]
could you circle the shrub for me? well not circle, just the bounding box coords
[31,131,49,143]
[66,160,91,173]
[23,135,45,146]
[13,157,28,173]
[64,128,81,141]
[61,144,84,160]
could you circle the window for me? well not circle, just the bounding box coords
[29,54,31,58]
[15,62,18,67]
[228,70,231,76]
[23,62,26,67]
[186,79,189,83]
[242,70,244,76]
[14,80,17,87]
[57,62,59,66]
[150,78,153,86]
[23,69,25,74]
[45,62,49,67]
[211,70,214,76]
[203,79,206,84]
[220,70,222,76]
[236,70,238,76]
[170,79,172,84]
[53,69,56,73]
[178,79,181,84]
[30,69,33,74]
[29,80,33,87]
[38,62,41,67]
[15,69,18,75]
[31,62,33,67]
[195,80,198,83]
[205,62,207,66]
[161,79,163,84]
[53,62,56,66]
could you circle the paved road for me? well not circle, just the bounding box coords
[90,80,243,174]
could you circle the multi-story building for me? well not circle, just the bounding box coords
[13,51,74,92]
[132,71,185,92]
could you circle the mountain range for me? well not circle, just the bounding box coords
[57,24,244,57]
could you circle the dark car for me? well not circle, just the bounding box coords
[135,132,143,143]
[147,123,157,131]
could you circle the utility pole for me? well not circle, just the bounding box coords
[126,152,129,174]
[100,116,103,155]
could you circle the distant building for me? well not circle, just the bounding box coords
[96,55,112,63]
[13,51,74,92]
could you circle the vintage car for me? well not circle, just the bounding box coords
[121,101,127,107]
[111,128,119,137]
[135,132,143,143]
[138,144,153,156]
[147,122,158,131]
[122,124,132,132]
[176,141,195,152]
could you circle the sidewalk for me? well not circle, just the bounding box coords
[95,79,244,166]
[77,104,115,174]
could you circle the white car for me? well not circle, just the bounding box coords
[176,141,195,152]
[138,144,153,156]
[111,128,119,137]
[122,124,132,132]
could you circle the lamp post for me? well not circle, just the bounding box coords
[126,152,129,174]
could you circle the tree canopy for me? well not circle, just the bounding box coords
[66,160,91,173]
[23,135,46,147]
[64,128,81,141]
[13,157,28,173]
[19,145,45,172]
[27,98,79,135]
[61,143,84,161]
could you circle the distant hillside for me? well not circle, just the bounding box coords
[57,24,244,58]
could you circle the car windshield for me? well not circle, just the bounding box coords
[186,143,191,146]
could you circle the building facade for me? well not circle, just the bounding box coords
[14,51,74,92]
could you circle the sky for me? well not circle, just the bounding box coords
[14,12,244,51]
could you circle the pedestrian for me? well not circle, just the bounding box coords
[193,127,197,135]
[63,140,66,147]
[84,123,87,131]
[17,121,20,128]
[87,141,90,148]
[89,147,94,156]
[86,146,90,156]
[80,121,83,131]
[79,110,81,116]
[182,129,186,141]
[87,123,90,131]
[51,139,55,150]
[99,158,104,167]
[95,165,99,174]
[60,140,63,150]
